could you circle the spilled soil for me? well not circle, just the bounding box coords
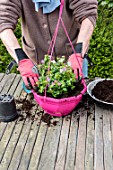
[15,91,94,127]
[15,99,59,126]
[16,99,36,122]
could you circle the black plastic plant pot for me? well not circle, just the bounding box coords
[0,94,18,122]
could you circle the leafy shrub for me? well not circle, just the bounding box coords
[98,0,113,7]
[0,20,21,73]
[88,4,113,78]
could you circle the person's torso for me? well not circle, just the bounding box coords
[20,0,80,63]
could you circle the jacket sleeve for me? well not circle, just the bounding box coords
[69,0,98,27]
[0,0,22,33]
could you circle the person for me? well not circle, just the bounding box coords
[0,0,98,89]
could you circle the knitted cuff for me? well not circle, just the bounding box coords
[75,42,83,54]
[15,48,28,62]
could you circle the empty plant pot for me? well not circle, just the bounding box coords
[0,94,18,122]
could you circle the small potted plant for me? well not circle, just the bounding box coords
[32,54,87,116]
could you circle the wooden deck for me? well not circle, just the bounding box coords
[0,73,113,170]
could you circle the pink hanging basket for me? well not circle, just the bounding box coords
[32,80,87,117]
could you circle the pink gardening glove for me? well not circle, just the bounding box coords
[18,59,39,89]
[68,53,83,78]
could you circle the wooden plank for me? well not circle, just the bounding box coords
[110,109,113,159]
[103,108,113,170]
[65,114,78,170]
[0,121,24,170]
[0,75,24,165]
[8,118,31,170]
[0,73,4,82]
[28,112,48,170]
[74,111,87,170]
[8,74,21,96]
[37,117,62,170]
[0,74,17,141]
[0,73,7,139]
[85,108,94,170]
[0,73,16,93]
[55,115,71,170]
[0,69,7,138]
[8,94,35,170]
[0,74,20,140]
[0,97,24,170]
[0,119,17,163]
[14,79,23,99]
[0,123,7,141]
[0,74,25,169]
[0,98,36,170]
[17,105,40,170]
[94,104,104,170]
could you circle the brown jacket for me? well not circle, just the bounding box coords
[0,0,98,63]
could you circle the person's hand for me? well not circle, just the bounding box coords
[15,48,39,90]
[68,53,83,78]
[18,59,39,89]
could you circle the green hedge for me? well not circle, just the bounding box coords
[0,20,22,73]
[0,4,113,78]
[88,4,113,78]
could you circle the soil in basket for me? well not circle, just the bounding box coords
[92,80,113,103]
[38,81,84,99]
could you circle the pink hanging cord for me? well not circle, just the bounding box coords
[45,0,86,97]
[48,0,64,56]
[45,0,64,97]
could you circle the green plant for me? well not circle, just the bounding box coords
[88,4,113,78]
[0,20,21,73]
[98,0,113,7]
[36,55,78,98]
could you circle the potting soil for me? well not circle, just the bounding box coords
[15,92,92,126]
[92,80,113,103]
